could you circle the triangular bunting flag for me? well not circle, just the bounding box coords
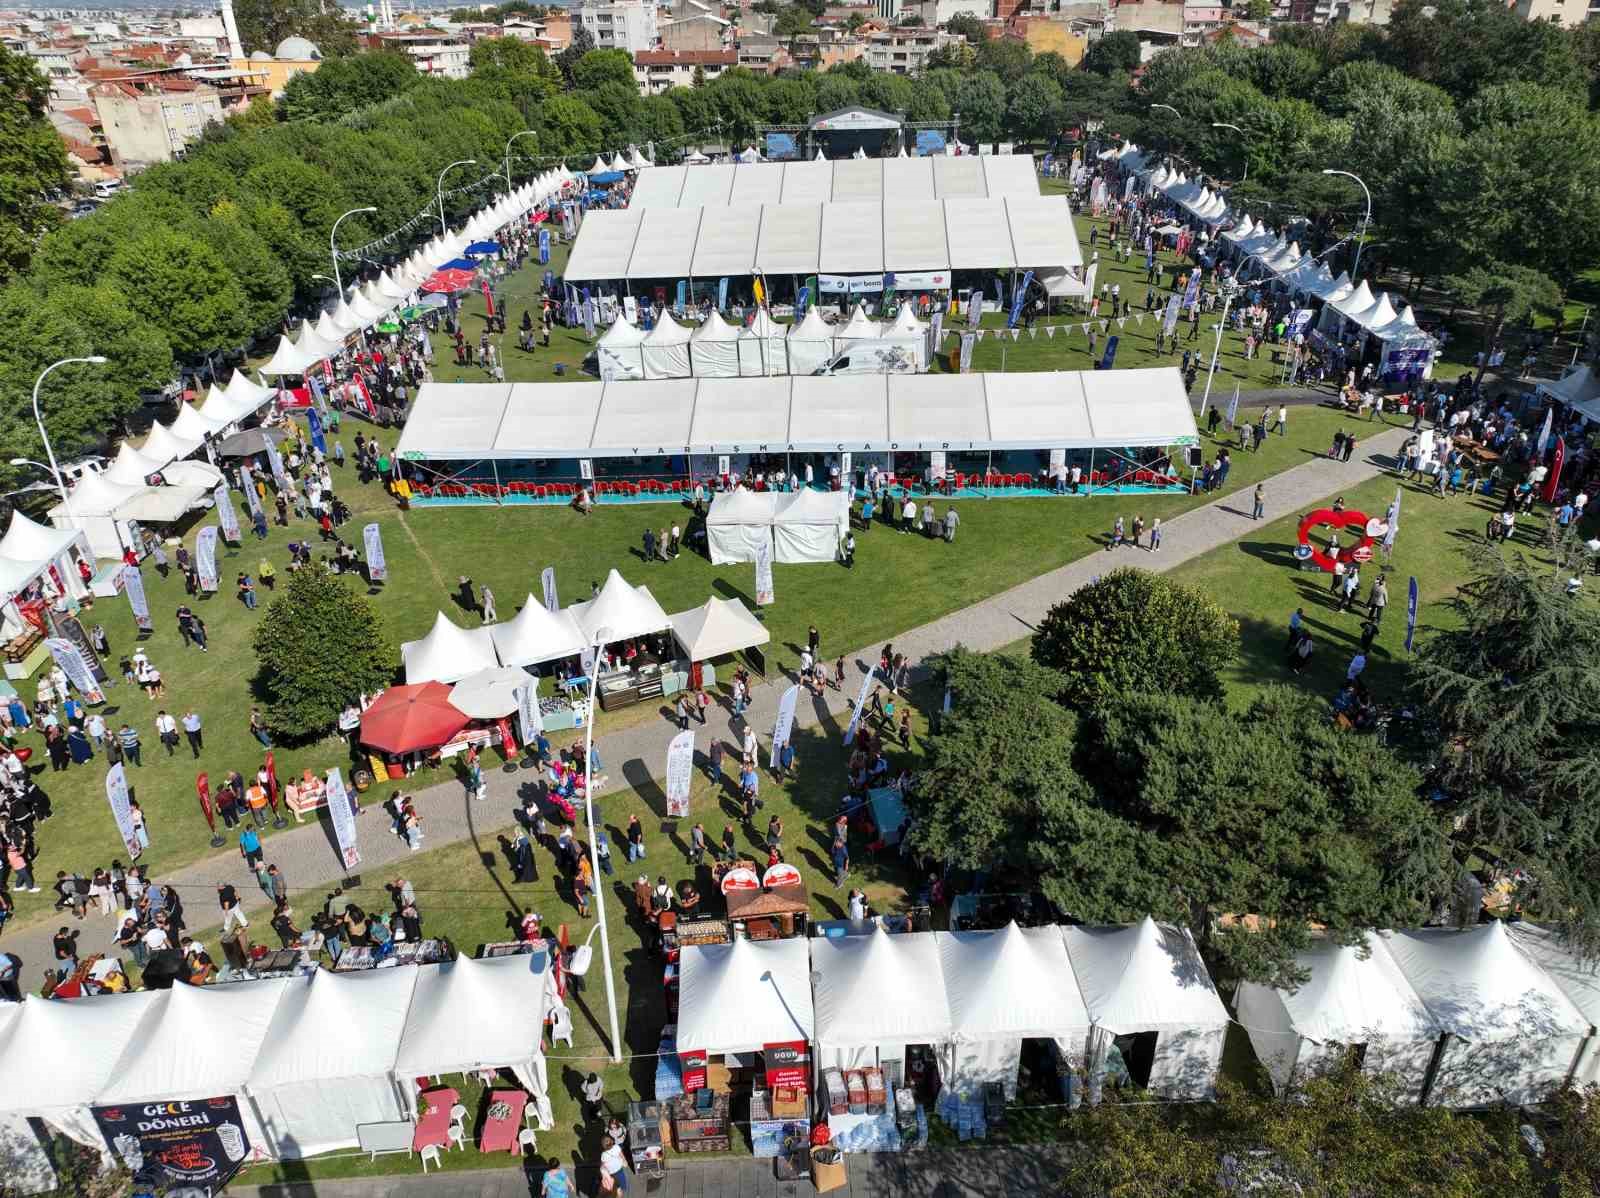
[1009,329,1020,341]
[1099,321,1109,334]
[1135,313,1146,326]
[1028,327,1037,340]
[1045,326,1056,339]
[1116,318,1126,330]
[975,329,987,341]
[1081,323,1091,336]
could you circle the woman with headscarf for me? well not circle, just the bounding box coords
[66,724,93,765]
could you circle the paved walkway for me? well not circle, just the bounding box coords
[4,426,1408,980]
[235,1145,1076,1198]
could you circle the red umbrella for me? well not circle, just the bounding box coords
[421,268,476,295]
[360,682,470,753]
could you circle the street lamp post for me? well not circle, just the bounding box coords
[1150,103,1182,158]
[330,206,377,300]
[1199,279,1240,418]
[1211,122,1247,183]
[582,626,624,1063]
[30,357,107,527]
[505,130,538,191]
[1321,169,1372,281]
[437,159,478,235]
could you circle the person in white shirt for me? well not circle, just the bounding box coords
[142,923,170,953]
[901,497,917,533]
[154,710,179,757]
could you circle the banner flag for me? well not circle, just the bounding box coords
[325,767,361,869]
[770,684,801,768]
[1045,326,1056,338]
[1007,269,1034,328]
[975,329,987,342]
[243,470,262,521]
[541,566,558,613]
[1099,335,1119,371]
[94,1093,251,1194]
[1028,327,1037,339]
[362,523,387,582]
[1008,329,1019,341]
[1098,320,1109,334]
[665,730,694,818]
[843,666,876,746]
[214,484,240,543]
[539,228,550,264]
[718,277,729,310]
[307,407,327,455]
[266,441,289,492]
[1405,577,1419,654]
[1535,407,1553,458]
[105,763,141,859]
[46,636,103,703]
[518,683,544,745]
[1225,383,1240,428]
[754,539,774,606]
[959,332,975,373]
[1163,295,1181,335]
[1543,437,1565,504]
[122,564,152,632]
[196,526,219,592]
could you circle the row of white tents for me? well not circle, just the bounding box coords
[706,487,851,565]
[0,952,556,1175]
[597,304,928,381]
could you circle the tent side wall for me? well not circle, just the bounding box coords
[1235,982,1302,1095]
[598,346,645,381]
[1147,1024,1227,1102]
[772,518,841,564]
[248,1074,408,1159]
[690,341,740,378]
[706,521,772,565]
[641,340,693,381]
[1427,1029,1589,1108]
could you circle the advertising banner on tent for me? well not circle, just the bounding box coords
[1008,270,1034,328]
[680,1049,708,1092]
[770,683,800,768]
[819,275,885,295]
[541,566,558,613]
[959,332,975,373]
[306,407,327,455]
[104,763,140,860]
[1405,577,1419,653]
[518,683,544,745]
[765,1041,811,1091]
[754,539,774,606]
[363,523,387,583]
[46,636,103,703]
[843,665,876,745]
[213,485,240,543]
[265,441,289,493]
[195,527,219,593]
[894,271,950,290]
[324,766,360,869]
[665,729,694,818]
[94,1094,251,1194]
[538,228,550,264]
[1287,309,1315,339]
[122,564,152,632]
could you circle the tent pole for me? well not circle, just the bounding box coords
[492,458,502,505]
[1087,448,1094,496]
[985,449,991,500]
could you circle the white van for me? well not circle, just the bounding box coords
[93,179,123,199]
[813,343,924,376]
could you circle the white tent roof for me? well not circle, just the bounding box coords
[812,930,952,1049]
[0,990,168,1116]
[393,953,553,1078]
[1063,918,1229,1035]
[625,156,1038,208]
[774,487,849,527]
[1224,215,1255,243]
[691,309,742,344]
[490,594,586,667]
[886,302,926,336]
[112,484,210,524]
[939,923,1091,1043]
[837,304,881,341]
[668,596,770,661]
[642,309,691,347]
[597,315,645,348]
[1353,292,1400,333]
[53,469,148,518]
[1321,271,1354,304]
[1248,933,1439,1045]
[401,610,501,684]
[259,334,304,376]
[676,937,813,1056]
[707,490,782,525]
[0,510,84,565]
[138,420,201,464]
[105,442,169,488]
[746,307,784,341]
[789,306,832,342]
[1506,924,1600,1051]
[567,568,671,643]
[250,968,418,1089]
[1331,279,1375,318]
[99,978,289,1104]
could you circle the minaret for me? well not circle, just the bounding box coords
[220,0,245,58]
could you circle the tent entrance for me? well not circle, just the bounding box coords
[1343,1042,1370,1072]
[1113,1031,1160,1089]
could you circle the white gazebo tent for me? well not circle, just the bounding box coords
[689,310,742,378]
[833,304,882,356]
[392,954,555,1119]
[247,968,418,1158]
[938,923,1092,1100]
[1235,932,1441,1102]
[0,990,169,1160]
[95,978,290,1161]
[171,401,229,444]
[787,307,834,375]
[48,470,149,559]
[738,308,788,376]
[880,303,928,371]
[1384,923,1595,1107]
[1507,923,1600,1088]
[676,938,814,1058]
[401,610,501,684]
[772,487,849,563]
[705,490,780,564]
[138,419,202,464]
[0,510,93,609]
[490,595,587,668]
[811,929,952,1075]
[668,596,770,662]
[1063,918,1229,1102]
[595,315,646,382]
[567,568,672,644]
[641,310,693,380]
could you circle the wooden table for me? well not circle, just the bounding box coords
[412,1087,458,1153]
[479,1089,528,1154]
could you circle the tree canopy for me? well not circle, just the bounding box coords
[0,45,71,282]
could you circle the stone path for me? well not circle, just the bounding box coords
[4,426,1408,985]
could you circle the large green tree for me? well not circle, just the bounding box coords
[231,0,360,57]
[105,229,249,358]
[0,45,71,282]
[278,51,418,122]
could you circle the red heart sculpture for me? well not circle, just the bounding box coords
[1296,508,1383,572]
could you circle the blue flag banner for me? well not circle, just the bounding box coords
[1405,576,1419,653]
[306,407,326,455]
[797,285,810,316]
[1099,335,1119,371]
[717,277,729,311]
[676,279,687,310]
[538,229,551,264]
[1008,270,1034,328]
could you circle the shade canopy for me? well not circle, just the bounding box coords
[393,953,554,1085]
[811,930,952,1070]
[705,490,780,565]
[668,596,770,661]
[626,155,1038,208]
[401,610,501,685]
[676,937,815,1057]
[215,427,288,458]
[360,680,471,752]
[772,487,850,563]
[138,420,202,464]
[0,510,84,567]
[449,666,531,719]
[566,569,671,644]
[490,595,586,667]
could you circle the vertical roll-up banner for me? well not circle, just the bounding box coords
[754,538,774,606]
[518,683,544,745]
[105,763,141,859]
[266,440,289,492]
[195,526,220,593]
[843,666,876,746]
[541,566,558,613]
[363,523,387,583]
[46,637,103,703]
[214,484,241,543]
[770,684,800,768]
[122,564,152,632]
[1405,577,1419,654]
[243,470,263,522]
[307,407,327,455]
[325,767,360,869]
[665,729,694,818]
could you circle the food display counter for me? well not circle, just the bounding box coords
[333,938,452,972]
[596,662,666,712]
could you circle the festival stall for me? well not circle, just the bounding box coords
[1534,363,1600,424]
[356,680,472,783]
[489,595,587,669]
[811,928,951,1077]
[937,923,1092,1102]
[138,418,204,464]
[1384,923,1594,1107]
[786,307,835,375]
[706,490,780,565]
[642,310,694,380]
[772,488,850,563]
[1507,924,1600,1088]
[246,968,418,1158]
[723,862,811,940]
[401,610,501,685]
[668,596,769,668]
[46,470,150,559]
[1062,918,1229,1102]
[0,509,93,638]
[688,310,743,378]
[566,569,676,711]
[170,401,230,445]
[105,442,223,492]
[1235,932,1441,1102]
[0,1005,54,1195]
[738,308,789,377]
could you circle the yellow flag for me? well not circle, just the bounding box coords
[754,276,766,305]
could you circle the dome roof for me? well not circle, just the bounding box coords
[274,36,321,60]
[249,50,272,61]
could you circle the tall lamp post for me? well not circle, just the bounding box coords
[1211,122,1247,183]
[330,206,377,299]
[1150,103,1182,159]
[1321,168,1372,282]
[1199,278,1241,418]
[437,159,478,235]
[582,625,624,1064]
[505,130,538,191]
[30,356,107,527]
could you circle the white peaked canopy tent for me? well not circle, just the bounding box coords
[676,938,814,1057]
[107,443,222,492]
[1321,272,1355,306]
[1507,924,1600,1088]
[706,490,780,565]
[834,304,881,352]
[1235,933,1441,1101]
[739,307,788,377]
[811,929,953,1074]
[596,315,646,381]
[490,594,586,667]
[0,1007,56,1197]
[1347,290,1396,334]
[1063,918,1229,1102]
[96,978,290,1158]
[938,924,1092,1100]
[138,419,201,464]
[171,401,228,443]
[772,487,849,564]
[1223,214,1255,243]
[1330,279,1375,320]
[1384,924,1594,1108]
[668,595,770,661]
[401,610,501,684]
[642,310,693,380]
[247,968,417,1158]
[567,568,672,643]
[880,303,928,370]
[49,470,149,559]
[787,306,834,375]
[392,953,555,1118]
[690,309,742,378]
[0,990,169,1158]
[295,321,342,368]
[260,334,306,377]
[104,443,169,487]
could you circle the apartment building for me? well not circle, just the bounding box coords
[863,26,952,73]
[632,47,735,92]
[575,0,661,53]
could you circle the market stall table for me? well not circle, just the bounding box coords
[413,1087,458,1153]
[479,1089,528,1154]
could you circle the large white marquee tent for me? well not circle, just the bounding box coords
[812,929,953,1074]
[676,937,815,1057]
[1507,924,1600,1089]
[628,154,1040,210]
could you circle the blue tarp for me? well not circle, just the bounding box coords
[465,240,501,256]
[589,171,626,185]
[439,257,478,271]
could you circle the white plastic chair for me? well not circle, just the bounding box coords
[518,1127,539,1155]
[550,1003,574,1048]
[447,1120,466,1151]
[420,1144,442,1173]
[449,1103,468,1125]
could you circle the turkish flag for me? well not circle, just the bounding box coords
[1543,437,1565,504]
[197,772,214,834]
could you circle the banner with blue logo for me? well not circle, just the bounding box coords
[1099,335,1119,371]
[1182,272,1201,311]
[676,279,687,310]
[797,285,810,315]
[914,130,947,156]
[1007,270,1034,328]
[1405,576,1419,653]
[538,229,550,264]
[306,407,326,455]
[717,277,729,311]
[766,133,799,160]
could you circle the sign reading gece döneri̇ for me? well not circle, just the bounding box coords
[94,1095,253,1195]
